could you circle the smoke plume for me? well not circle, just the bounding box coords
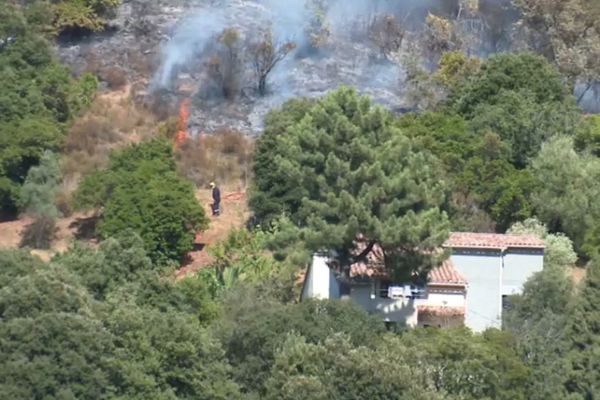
[153,0,454,89]
[151,0,519,133]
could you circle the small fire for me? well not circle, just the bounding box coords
[175,99,190,147]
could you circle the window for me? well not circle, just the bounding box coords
[339,282,351,296]
[379,282,426,299]
[379,281,390,298]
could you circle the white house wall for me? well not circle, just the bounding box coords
[502,249,544,295]
[301,254,340,300]
[427,290,466,307]
[349,284,420,325]
[451,250,503,332]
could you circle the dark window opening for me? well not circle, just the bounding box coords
[379,281,390,298]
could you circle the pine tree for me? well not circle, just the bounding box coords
[250,87,450,278]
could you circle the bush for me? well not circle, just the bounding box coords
[206,28,243,100]
[19,151,61,218]
[177,130,254,188]
[55,190,73,217]
[101,67,127,89]
[50,0,121,34]
[20,215,57,249]
[75,138,209,264]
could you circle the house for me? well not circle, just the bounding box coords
[444,232,545,331]
[301,248,468,329]
[301,232,545,332]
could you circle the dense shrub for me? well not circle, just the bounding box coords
[75,138,209,263]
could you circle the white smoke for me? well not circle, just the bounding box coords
[152,0,448,89]
[154,7,228,87]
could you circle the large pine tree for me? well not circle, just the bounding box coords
[250,87,449,278]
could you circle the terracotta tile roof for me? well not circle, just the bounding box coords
[444,232,545,250]
[349,240,466,286]
[349,239,387,278]
[349,261,388,278]
[428,259,467,286]
[417,305,465,317]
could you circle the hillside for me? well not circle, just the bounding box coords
[0,188,248,270]
[1,0,600,399]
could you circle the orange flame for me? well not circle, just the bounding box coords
[175,99,190,147]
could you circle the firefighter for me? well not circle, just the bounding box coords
[210,181,221,216]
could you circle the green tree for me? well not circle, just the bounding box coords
[401,328,531,400]
[469,90,580,167]
[508,218,578,268]
[0,260,116,400]
[450,53,569,117]
[75,139,209,264]
[575,115,600,156]
[0,249,45,287]
[104,301,241,400]
[130,271,220,325]
[203,229,282,294]
[251,88,450,278]
[250,97,314,224]
[0,5,97,216]
[215,295,384,395]
[447,53,582,168]
[565,260,600,398]
[265,334,444,400]
[0,118,64,215]
[530,136,600,251]
[58,231,220,323]
[434,51,481,93]
[18,151,62,248]
[0,248,235,399]
[48,0,120,34]
[398,111,475,175]
[19,151,61,217]
[456,133,537,231]
[54,230,152,299]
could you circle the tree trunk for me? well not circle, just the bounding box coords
[577,81,593,105]
[258,76,267,96]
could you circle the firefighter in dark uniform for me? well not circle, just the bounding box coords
[210,182,221,216]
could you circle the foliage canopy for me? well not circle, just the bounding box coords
[75,139,208,264]
[251,87,450,278]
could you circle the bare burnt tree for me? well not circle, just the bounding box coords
[249,31,296,96]
[369,14,404,59]
[207,27,243,100]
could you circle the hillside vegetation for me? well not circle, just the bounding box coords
[1,0,600,399]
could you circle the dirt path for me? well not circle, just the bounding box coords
[175,189,249,279]
[0,188,247,271]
